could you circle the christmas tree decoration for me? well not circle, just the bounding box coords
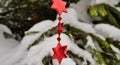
[52,43,67,64]
[56,22,64,35]
[51,0,68,64]
[51,0,67,15]
[0,0,120,65]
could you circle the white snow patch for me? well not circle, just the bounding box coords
[110,44,120,54]
[115,7,120,11]
[110,44,120,60]
[91,0,120,6]
[60,8,96,34]
[61,58,76,65]
[70,0,92,23]
[85,36,96,49]
[0,24,12,34]
[95,24,120,41]
[52,58,76,65]
[28,20,56,32]
[0,24,19,56]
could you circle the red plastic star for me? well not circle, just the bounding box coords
[56,22,63,35]
[51,0,67,15]
[52,43,67,64]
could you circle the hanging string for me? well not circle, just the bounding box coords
[51,0,68,64]
[57,15,63,42]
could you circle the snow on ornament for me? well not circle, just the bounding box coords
[51,0,68,64]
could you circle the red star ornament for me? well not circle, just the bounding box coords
[52,43,67,64]
[51,0,67,15]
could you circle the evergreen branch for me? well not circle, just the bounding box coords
[115,60,120,65]
[65,25,88,43]
[94,50,107,65]
[27,34,45,50]
[25,31,40,35]
[105,5,120,28]
[64,25,88,49]
[89,34,111,52]
[89,34,117,60]
[42,55,53,65]
[107,4,120,25]
[89,3,120,28]
[67,51,84,61]
[106,38,120,50]
[67,51,90,65]
[27,27,56,50]
[86,45,117,65]
[101,52,118,65]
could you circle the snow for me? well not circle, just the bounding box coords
[0,8,3,15]
[95,24,120,41]
[85,36,96,49]
[0,24,12,34]
[0,20,56,65]
[52,57,76,65]
[115,7,120,11]
[0,24,19,56]
[28,20,56,32]
[61,58,76,65]
[110,44,120,60]
[110,44,120,54]
[70,0,92,23]
[61,8,96,34]
[4,0,12,7]
[91,0,120,6]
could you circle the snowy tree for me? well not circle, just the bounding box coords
[0,0,120,65]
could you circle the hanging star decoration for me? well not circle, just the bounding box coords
[51,0,67,15]
[56,22,63,35]
[51,0,68,64]
[52,43,67,64]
